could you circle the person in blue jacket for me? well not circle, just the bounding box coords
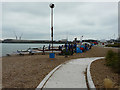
[74,43,77,53]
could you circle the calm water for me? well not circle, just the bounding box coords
[1,43,63,57]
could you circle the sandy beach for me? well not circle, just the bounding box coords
[1,46,118,88]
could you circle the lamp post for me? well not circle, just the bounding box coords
[49,3,55,53]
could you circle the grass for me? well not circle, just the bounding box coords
[105,50,120,73]
[105,43,120,48]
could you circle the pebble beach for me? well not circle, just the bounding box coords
[1,46,118,88]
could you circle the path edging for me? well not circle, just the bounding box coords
[36,64,62,90]
[36,57,104,89]
[87,57,104,90]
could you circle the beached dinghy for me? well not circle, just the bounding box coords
[16,47,41,55]
[17,49,30,55]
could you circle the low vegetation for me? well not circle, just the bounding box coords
[62,49,73,55]
[105,43,120,48]
[103,78,114,88]
[105,50,120,73]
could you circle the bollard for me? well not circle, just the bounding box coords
[49,53,55,58]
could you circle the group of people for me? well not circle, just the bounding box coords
[42,42,93,55]
[79,43,92,52]
[59,43,92,53]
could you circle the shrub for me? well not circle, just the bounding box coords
[105,43,120,47]
[105,50,116,66]
[105,50,120,73]
[103,78,114,88]
[62,49,72,55]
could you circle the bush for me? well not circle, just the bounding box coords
[62,49,72,55]
[105,43,120,47]
[105,50,120,73]
[105,50,115,66]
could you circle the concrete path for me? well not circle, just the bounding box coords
[37,57,103,89]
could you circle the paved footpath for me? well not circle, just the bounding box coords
[37,57,103,89]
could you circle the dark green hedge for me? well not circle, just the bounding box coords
[62,49,73,55]
[105,43,120,47]
[105,50,120,73]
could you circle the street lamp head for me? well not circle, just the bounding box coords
[49,3,55,8]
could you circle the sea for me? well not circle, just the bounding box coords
[0,43,64,57]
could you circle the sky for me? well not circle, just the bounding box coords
[1,2,118,41]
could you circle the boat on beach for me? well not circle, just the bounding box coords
[5,42,93,56]
[16,47,62,55]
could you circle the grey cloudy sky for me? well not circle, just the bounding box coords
[2,2,118,40]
